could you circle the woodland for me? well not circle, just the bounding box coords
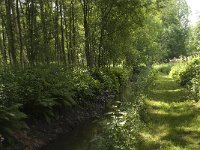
[0,0,200,149]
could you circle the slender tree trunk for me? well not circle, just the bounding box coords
[54,0,61,64]
[16,0,23,66]
[0,9,7,64]
[60,0,66,65]
[72,1,76,65]
[39,0,50,64]
[0,31,6,65]
[81,0,92,68]
[5,0,17,65]
[63,3,70,65]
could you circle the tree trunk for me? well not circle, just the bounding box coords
[5,0,17,65]
[16,0,23,66]
[81,0,92,68]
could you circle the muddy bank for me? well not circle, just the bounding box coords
[1,93,115,150]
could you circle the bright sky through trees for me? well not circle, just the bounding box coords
[186,0,200,25]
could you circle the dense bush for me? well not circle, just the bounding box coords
[169,57,200,101]
[0,66,76,122]
[0,104,27,142]
[179,58,200,86]
[0,65,129,143]
[72,70,101,103]
[169,62,187,81]
[92,68,130,92]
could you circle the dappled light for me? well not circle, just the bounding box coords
[138,74,200,150]
[0,0,200,149]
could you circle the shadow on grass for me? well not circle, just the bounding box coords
[162,129,200,148]
[136,74,200,150]
[149,89,189,102]
[148,110,196,126]
[136,137,161,150]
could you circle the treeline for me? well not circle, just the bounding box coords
[0,0,149,68]
[0,0,190,68]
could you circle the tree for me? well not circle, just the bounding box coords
[160,0,189,59]
[188,22,200,54]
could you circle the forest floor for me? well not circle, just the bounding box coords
[136,74,200,150]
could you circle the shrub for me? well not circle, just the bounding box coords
[179,58,200,86]
[0,65,129,144]
[0,104,27,142]
[171,57,200,101]
[169,62,187,81]
[0,66,76,122]
[91,67,130,93]
[72,70,101,102]
[89,82,144,150]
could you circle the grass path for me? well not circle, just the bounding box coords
[137,74,200,150]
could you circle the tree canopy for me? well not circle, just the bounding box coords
[0,0,191,68]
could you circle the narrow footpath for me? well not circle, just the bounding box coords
[137,74,200,150]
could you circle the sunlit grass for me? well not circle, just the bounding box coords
[136,74,200,150]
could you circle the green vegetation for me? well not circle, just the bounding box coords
[90,66,155,150]
[154,63,174,75]
[0,0,200,149]
[169,56,200,101]
[137,73,200,150]
[0,66,129,142]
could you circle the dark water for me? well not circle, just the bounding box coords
[42,121,100,150]
[42,91,124,150]
[42,103,118,150]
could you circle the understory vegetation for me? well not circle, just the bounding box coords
[0,66,130,143]
[1,0,200,149]
[90,66,156,150]
[153,54,200,103]
[127,56,200,149]
[169,55,200,101]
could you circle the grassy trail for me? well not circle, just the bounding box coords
[137,74,200,150]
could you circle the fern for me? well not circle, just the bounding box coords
[0,104,27,141]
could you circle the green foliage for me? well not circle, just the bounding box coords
[90,89,144,150]
[92,68,130,93]
[169,56,200,101]
[154,63,174,74]
[169,62,187,81]
[0,104,27,142]
[72,70,101,102]
[0,65,129,144]
[187,22,200,54]
[190,75,200,101]
[0,66,76,122]
[179,58,200,86]
[160,0,189,60]
[90,66,154,150]
[132,65,156,94]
